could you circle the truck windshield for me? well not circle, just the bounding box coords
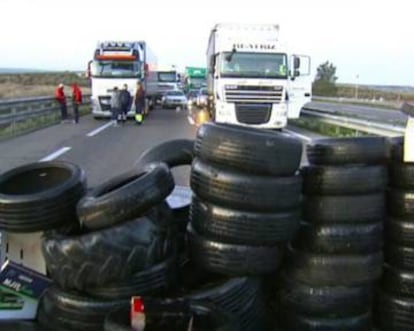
[91,60,141,78]
[158,72,177,82]
[220,52,288,79]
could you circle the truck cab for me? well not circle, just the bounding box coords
[206,23,311,129]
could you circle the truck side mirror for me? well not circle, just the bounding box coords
[294,57,300,69]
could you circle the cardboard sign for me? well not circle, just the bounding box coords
[404,117,414,162]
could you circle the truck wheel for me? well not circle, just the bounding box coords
[188,224,283,276]
[285,245,383,286]
[302,165,387,195]
[303,193,385,224]
[293,221,383,254]
[77,163,174,230]
[195,122,302,176]
[277,272,373,316]
[0,161,86,232]
[191,158,302,212]
[191,196,300,245]
[42,216,175,291]
[307,136,387,165]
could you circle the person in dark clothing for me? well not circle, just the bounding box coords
[119,84,132,124]
[55,83,68,121]
[111,86,121,126]
[134,81,146,125]
[71,83,82,124]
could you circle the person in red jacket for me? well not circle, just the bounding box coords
[71,83,83,124]
[55,83,67,121]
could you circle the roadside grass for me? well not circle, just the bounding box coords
[290,117,369,138]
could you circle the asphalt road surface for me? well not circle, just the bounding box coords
[0,108,323,188]
[305,101,408,125]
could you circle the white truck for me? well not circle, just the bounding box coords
[206,23,312,129]
[146,64,181,105]
[88,41,157,118]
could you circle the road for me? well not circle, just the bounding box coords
[0,108,323,188]
[305,101,408,125]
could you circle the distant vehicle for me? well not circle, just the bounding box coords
[147,64,181,106]
[87,41,157,118]
[206,23,312,129]
[197,88,208,107]
[161,90,188,109]
[184,67,207,92]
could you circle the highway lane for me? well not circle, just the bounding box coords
[305,101,408,125]
[0,108,322,188]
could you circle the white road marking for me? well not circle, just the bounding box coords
[39,147,72,162]
[284,128,313,142]
[86,121,114,137]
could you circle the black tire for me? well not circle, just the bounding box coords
[277,272,373,317]
[0,161,86,232]
[303,193,385,224]
[386,217,414,248]
[381,264,414,298]
[104,301,238,331]
[390,162,414,190]
[278,309,372,331]
[285,245,383,286]
[307,136,387,165]
[293,221,383,254]
[86,256,178,299]
[388,189,414,219]
[184,276,267,331]
[374,288,414,331]
[194,122,302,176]
[77,162,174,230]
[301,165,387,195]
[42,217,175,291]
[385,243,414,271]
[191,196,300,245]
[389,136,404,162]
[0,321,41,331]
[191,158,302,212]
[38,286,127,331]
[134,139,194,168]
[188,224,283,276]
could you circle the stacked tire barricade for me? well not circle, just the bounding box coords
[189,123,303,330]
[0,122,413,330]
[277,137,387,330]
[375,137,414,330]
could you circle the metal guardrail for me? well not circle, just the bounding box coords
[301,108,405,137]
[0,95,90,138]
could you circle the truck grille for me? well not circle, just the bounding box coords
[225,85,283,103]
[235,103,271,125]
[98,96,111,111]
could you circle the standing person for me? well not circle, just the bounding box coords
[119,84,132,124]
[134,81,146,125]
[110,86,121,126]
[71,83,82,124]
[55,83,67,122]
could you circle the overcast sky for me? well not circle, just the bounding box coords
[1,0,413,86]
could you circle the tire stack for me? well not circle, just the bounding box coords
[278,137,388,330]
[188,122,303,330]
[375,137,414,330]
[38,162,180,331]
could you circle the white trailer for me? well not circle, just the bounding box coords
[206,23,312,129]
[88,41,157,118]
[146,64,181,105]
